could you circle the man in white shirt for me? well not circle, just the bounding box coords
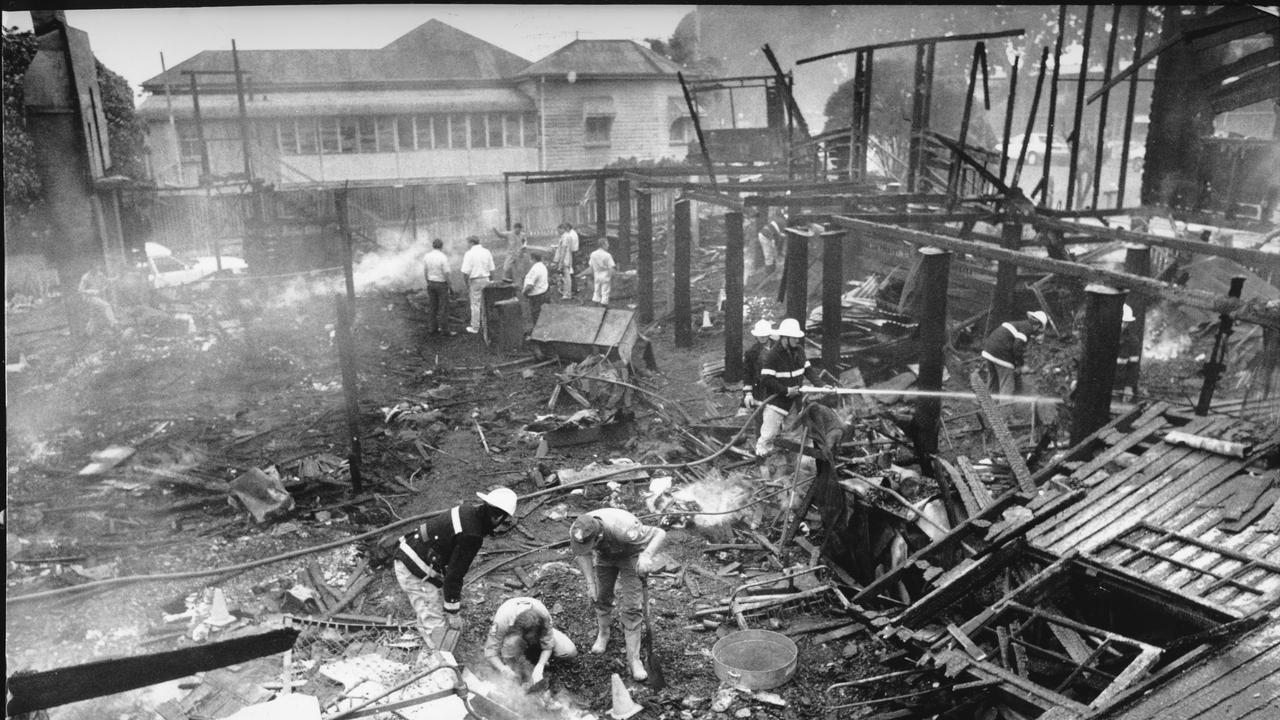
[522,250,550,326]
[422,238,455,336]
[552,222,580,300]
[588,238,616,307]
[459,235,495,335]
[493,223,528,283]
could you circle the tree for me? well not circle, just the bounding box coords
[645,11,724,78]
[3,26,41,208]
[822,56,997,180]
[96,60,146,179]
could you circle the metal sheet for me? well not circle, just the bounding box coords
[529,304,638,366]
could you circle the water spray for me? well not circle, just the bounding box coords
[799,386,1063,405]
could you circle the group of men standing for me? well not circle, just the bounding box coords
[389,488,666,687]
[421,221,619,336]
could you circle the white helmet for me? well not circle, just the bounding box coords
[1122,304,1135,323]
[751,319,775,338]
[1026,311,1048,328]
[476,487,518,516]
[776,318,805,338]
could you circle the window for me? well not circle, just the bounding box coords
[321,117,341,154]
[471,113,488,148]
[376,116,395,152]
[297,119,318,154]
[434,115,450,149]
[523,112,539,147]
[177,123,202,161]
[583,97,615,146]
[278,120,298,155]
[503,114,520,147]
[398,116,415,151]
[415,115,433,149]
[669,117,695,145]
[487,113,504,148]
[449,114,468,148]
[358,117,377,153]
[338,117,359,153]
[585,116,613,145]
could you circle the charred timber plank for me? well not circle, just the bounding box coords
[970,369,1034,492]
[938,457,984,517]
[951,552,1079,643]
[1219,473,1275,523]
[1077,415,1220,487]
[1221,487,1280,534]
[1035,420,1234,551]
[5,628,299,715]
[930,648,1086,713]
[1091,646,1163,709]
[957,456,994,509]
[892,545,1025,628]
[1067,414,1170,483]
[1031,216,1280,274]
[831,218,1280,330]
[1027,403,1154,488]
[852,493,1027,604]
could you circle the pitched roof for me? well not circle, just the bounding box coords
[517,39,683,79]
[136,87,534,121]
[141,19,530,91]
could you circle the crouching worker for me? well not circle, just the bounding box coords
[570,508,666,681]
[484,596,577,687]
[393,487,518,658]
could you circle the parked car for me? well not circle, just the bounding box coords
[1006,133,1069,166]
[142,242,247,289]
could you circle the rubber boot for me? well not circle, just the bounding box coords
[590,616,612,654]
[624,627,648,681]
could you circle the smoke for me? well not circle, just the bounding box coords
[670,468,761,528]
[469,670,596,720]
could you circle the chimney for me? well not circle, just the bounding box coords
[31,10,67,34]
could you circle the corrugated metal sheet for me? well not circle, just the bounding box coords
[137,88,534,121]
[1029,407,1280,617]
[517,39,681,78]
[142,20,530,90]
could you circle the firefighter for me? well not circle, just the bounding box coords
[981,310,1047,398]
[741,319,776,411]
[392,487,518,656]
[570,508,667,681]
[755,317,821,459]
[1115,304,1140,400]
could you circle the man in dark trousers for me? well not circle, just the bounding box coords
[981,310,1047,397]
[741,319,776,412]
[422,238,454,336]
[522,250,551,327]
[755,318,822,465]
[1115,303,1140,400]
[393,487,518,659]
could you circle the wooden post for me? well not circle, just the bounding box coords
[1117,8,1147,208]
[908,43,936,192]
[636,191,654,324]
[188,73,211,182]
[595,176,608,244]
[988,221,1022,335]
[724,211,745,384]
[616,178,631,269]
[784,223,809,323]
[821,230,845,374]
[1122,245,1151,389]
[334,295,363,494]
[1195,277,1246,415]
[674,199,693,348]
[1014,47,1049,188]
[1091,4,1122,209]
[503,174,511,231]
[1043,4,1067,206]
[230,40,252,181]
[1066,4,1095,210]
[949,42,983,205]
[914,248,951,460]
[1071,284,1127,445]
[999,54,1019,183]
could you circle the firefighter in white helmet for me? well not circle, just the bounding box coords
[755,317,822,459]
[393,487,518,655]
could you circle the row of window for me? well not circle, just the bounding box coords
[176,112,695,160]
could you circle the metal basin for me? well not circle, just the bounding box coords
[711,629,798,690]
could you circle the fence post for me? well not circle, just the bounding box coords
[616,178,631,270]
[595,176,608,244]
[914,247,951,461]
[1072,284,1127,444]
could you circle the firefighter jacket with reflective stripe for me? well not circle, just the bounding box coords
[742,340,769,399]
[395,503,496,610]
[981,320,1037,370]
[758,343,818,412]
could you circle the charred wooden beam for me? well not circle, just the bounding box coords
[822,231,847,373]
[6,629,299,715]
[1072,284,1127,444]
[1195,277,1246,415]
[616,178,631,269]
[595,176,608,242]
[1031,216,1280,272]
[1065,5,1095,211]
[636,190,654,324]
[830,217,1280,330]
[797,28,1024,65]
[1117,7,1147,209]
[914,247,951,460]
[1043,4,1067,202]
[724,211,745,384]
[1092,5,1122,209]
[674,199,693,347]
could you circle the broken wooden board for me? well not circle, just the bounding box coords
[1221,487,1280,533]
[969,370,1034,493]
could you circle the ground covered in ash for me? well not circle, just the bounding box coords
[6,253,1272,719]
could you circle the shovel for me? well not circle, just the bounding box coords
[640,575,666,690]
